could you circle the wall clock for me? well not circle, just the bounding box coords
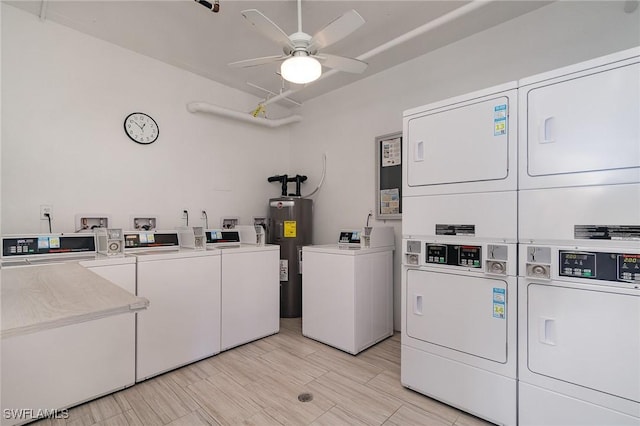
[124,112,159,144]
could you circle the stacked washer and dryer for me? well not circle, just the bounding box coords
[402,47,640,425]
[401,83,519,425]
[517,48,640,425]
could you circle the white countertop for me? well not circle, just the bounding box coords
[1,262,148,339]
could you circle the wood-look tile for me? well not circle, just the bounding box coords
[112,392,132,413]
[185,373,262,425]
[383,404,452,426]
[259,349,328,385]
[65,402,96,426]
[92,412,129,426]
[453,411,495,426]
[164,361,214,388]
[306,346,383,385]
[240,411,284,426]
[262,329,327,358]
[309,406,370,426]
[248,374,333,426]
[119,384,164,426]
[366,370,460,424]
[356,338,401,375]
[155,374,201,412]
[134,377,193,423]
[121,410,144,426]
[88,395,122,422]
[166,410,219,426]
[211,348,280,387]
[306,371,403,425]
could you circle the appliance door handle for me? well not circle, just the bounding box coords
[538,116,555,144]
[413,294,423,316]
[414,140,424,162]
[539,317,556,345]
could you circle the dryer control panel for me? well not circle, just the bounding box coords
[426,244,482,268]
[559,250,640,283]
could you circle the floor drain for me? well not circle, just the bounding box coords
[298,392,313,402]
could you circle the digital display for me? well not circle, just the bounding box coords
[559,251,596,279]
[338,231,360,245]
[618,254,640,282]
[2,235,95,257]
[426,244,447,264]
[458,245,481,268]
[206,230,240,244]
[124,232,178,248]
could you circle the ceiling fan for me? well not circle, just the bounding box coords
[228,0,368,85]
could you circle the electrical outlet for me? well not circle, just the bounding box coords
[40,205,52,220]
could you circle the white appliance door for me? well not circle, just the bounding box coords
[221,249,279,351]
[406,269,508,363]
[526,283,640,403]
[407,96,511,187]
[136,255,221,380]
[525,62,640,177]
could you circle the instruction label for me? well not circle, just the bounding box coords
[284,221,297,238]
[494,104,507,136]
[279,259,288,281]
[493,287,506,319]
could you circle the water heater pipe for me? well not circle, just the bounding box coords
[186,102,302,127]
[261,0,494,107]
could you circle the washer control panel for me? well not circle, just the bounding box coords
[426,244,482,268]
[559,250,640,283]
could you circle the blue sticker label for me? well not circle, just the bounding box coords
[494,104,507,136]
[493,287,506,319]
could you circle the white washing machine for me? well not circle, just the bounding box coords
[205,227,280,351]
[518,243,640,425]
[124,230,221,381]
[403,81,517,197]
[402,238,517,425]
[1,233,139,425]
[518,46,640,191]
[302,228,394,355]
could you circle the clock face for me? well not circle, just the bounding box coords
[124,112,159,144]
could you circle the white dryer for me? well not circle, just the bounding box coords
[403,81,517,197]
[402,238,517,425]
[518,243,640,425]
[518,46,640,191]
[205,227,279,351]
[124,230,221,381]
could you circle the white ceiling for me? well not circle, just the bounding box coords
[7,0,551,107]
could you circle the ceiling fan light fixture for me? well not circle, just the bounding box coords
[280,55,321,84]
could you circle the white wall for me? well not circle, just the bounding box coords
[1,4,292,234]
[290,1,640,330]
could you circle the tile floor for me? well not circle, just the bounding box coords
[32,319,492,426]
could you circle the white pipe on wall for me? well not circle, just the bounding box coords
[262,0,495,107]
[186,102,302,128]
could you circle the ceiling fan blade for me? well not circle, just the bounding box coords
[314,54,368,74]
[228,55,288,69]
[309,10,365,51]
[241,9,294,49]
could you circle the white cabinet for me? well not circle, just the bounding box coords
[302,246,393,354]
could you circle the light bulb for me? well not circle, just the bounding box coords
[280,56,321,84]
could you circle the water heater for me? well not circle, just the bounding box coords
[268,197,312,318]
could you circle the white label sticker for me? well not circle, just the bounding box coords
[279,259,288,281]
[494,104,507,136]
